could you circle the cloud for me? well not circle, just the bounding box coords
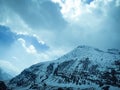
[18,38,37,54]
[0,25,49,53]
[0,0,67,30]
[18,34,49,52]
[116,0,120,6]
[0,0,120,50]
[50,0,120,50]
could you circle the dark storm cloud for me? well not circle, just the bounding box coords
[0,25,49,52]
[0,0,67,30]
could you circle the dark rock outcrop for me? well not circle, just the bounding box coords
[0,81,7,90]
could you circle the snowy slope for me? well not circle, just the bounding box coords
[8,45,120,90]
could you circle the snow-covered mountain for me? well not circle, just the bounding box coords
[8,45,120,90]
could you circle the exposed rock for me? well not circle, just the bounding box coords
[0,81,7,90]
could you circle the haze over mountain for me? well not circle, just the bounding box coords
[0,68,12,81]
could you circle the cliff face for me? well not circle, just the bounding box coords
[8,46,120,90]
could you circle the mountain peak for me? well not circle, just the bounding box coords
[76,45,104,52]
[57,45,105,63]
[107,48,120,55]
[76,45,93,49]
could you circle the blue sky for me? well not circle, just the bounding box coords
[0,0,120,75]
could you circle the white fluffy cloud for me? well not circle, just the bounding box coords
[52,0,120,22]
[18,38,37,54]
[52,0,82,21]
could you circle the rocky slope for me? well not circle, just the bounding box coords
[8,45,120,90]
